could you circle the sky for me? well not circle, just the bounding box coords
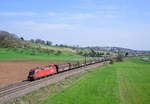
[0,0,150,50]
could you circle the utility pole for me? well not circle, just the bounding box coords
[104,55,106,64]
[85,54,86,66]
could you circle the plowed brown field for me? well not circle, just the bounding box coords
[0,60,72,86]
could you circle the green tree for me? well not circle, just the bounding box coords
[125,52,129,56]
[20,37,24,40]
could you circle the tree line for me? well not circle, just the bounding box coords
[76,49,111,57]
[0,31,60,55]
[0,31,53,48]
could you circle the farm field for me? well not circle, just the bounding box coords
[0,60,72,86]
[0,47,93,86]
[37,58,150,104]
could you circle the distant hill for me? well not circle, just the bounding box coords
[84,46,135,53]
[84,46,150,55]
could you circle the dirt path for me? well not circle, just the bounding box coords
[0,60,72,86]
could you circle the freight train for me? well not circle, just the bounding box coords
[27,56,111,81]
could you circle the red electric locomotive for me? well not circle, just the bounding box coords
[28,65,58,81]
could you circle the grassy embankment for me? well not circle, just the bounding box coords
[36,58,150,104]
[0,48,89,61]
[0,43,114,61]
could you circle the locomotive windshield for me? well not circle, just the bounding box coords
[29,70,35,75]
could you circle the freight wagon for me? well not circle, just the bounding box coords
[28,57,118,81]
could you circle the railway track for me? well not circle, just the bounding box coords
[0,81,29,93]
[0,61,108,104]
[0,77,51,97]
[0,73,58,98]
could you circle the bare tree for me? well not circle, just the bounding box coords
[32,48,36,55]
[116,53,123,62]
[0,31,22,48]
[46,41,52,45]
[30,39,35,43]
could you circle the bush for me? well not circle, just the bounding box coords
[20,49,24,54]
[110,59,114,64]
[7,48,11,51]
[47,49,51,55]
[56,50,62,55]
[14,47,18,51]
[50,49,55,53]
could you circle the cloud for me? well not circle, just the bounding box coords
[73,0,118,11]
[74,5,117,10]
[104,14,118,19]
[67,12,117,20]
[48,12,56,16]
[100,5,117,10]
[8,21,78,31]
[0,12,37,16]
[68,13,96,20]
[47,12,97,20]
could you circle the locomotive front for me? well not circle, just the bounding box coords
[28,68,37,81]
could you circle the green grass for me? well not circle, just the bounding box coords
[7,71,90,104]
[0,48,91,61]
[117,58,150,104]
[37,58,150,104]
